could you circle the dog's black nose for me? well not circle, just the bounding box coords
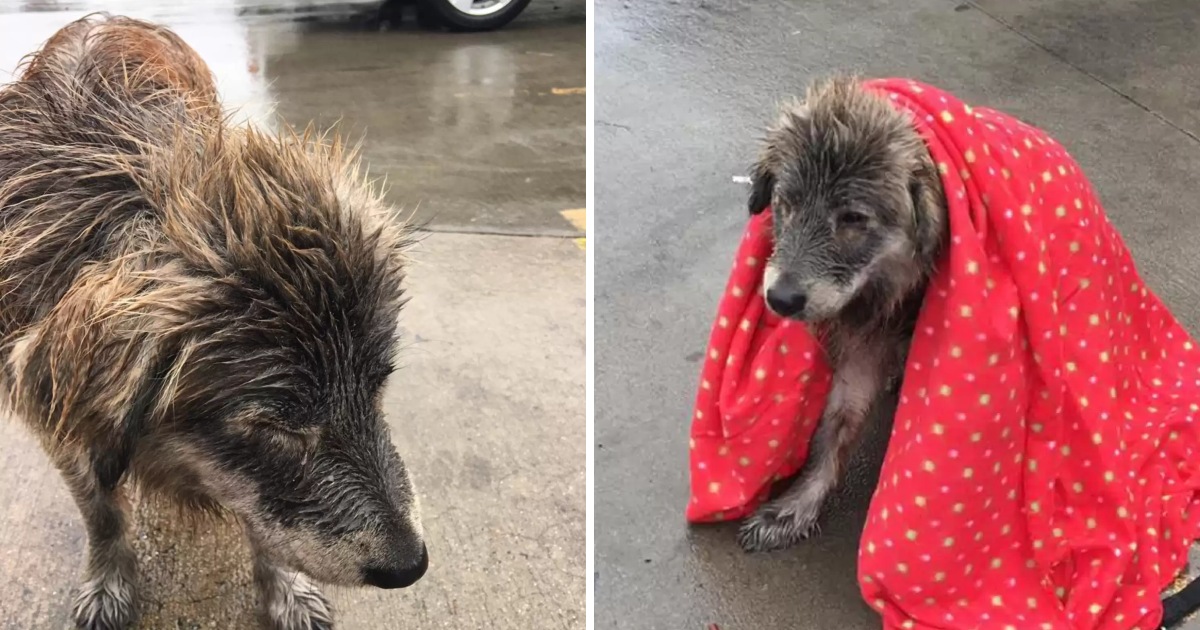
[766,284,807,317]
[363,543,429,589]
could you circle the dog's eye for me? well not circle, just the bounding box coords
[836,211,871,227]
[248,414,318,452]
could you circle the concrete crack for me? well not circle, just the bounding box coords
[597,120,633,131]
[415,225,583,239]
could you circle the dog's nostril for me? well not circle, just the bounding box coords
[765,285,807,317]
[362,543,429,589]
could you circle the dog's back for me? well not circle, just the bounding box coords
[0,14,407,451]
[0,16,214,334]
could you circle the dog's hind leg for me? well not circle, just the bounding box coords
[55,452,139,630]
[738,351,883,552]
[250,540,334,630]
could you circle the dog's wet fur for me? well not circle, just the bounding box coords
[737,77,949,553]
[0,14,426,629]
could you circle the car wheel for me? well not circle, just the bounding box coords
[419,0,533,31]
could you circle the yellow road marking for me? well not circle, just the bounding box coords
[551,87,586,95]
[560,208,586,250]
[560,208,586,230]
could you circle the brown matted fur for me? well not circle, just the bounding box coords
[0,14,427,630]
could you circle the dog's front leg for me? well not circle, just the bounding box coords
[249,539,334,630]
[738,351,883,552]
[55,452,139,630]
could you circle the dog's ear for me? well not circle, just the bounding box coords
[909,155,946,261]
[747,159,775,215]
[750,99,811,215]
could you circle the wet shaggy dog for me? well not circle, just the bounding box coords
[0,15,426,630]
[736,77,949,553]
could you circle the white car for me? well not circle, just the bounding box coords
[240,0,534,31]
[410,0,532,30]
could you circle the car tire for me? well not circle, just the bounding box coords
[419,0,533,31]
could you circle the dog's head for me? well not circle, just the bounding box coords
[139,129,427,590]
[748,77,946,323]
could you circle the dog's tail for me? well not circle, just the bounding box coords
[13,13,219,120]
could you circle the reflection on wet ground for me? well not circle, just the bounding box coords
[0,0,585,233]
[263,21,585,234]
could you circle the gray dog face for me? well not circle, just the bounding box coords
[154,293,428,590]
[210,394,425,591]
[235,405,426,592]
[747,79,944,323]
[125,134,430,591]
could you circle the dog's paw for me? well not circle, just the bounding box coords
[737,502,821,553]
[262,570,334,630]
[72,571,138,630]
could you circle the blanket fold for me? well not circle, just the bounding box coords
[688,78,1200,629]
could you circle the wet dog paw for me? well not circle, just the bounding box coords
[737,503,821,552]
[72,572,138,630]
[262,571,334,630]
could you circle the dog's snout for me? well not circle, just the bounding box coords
[766,283,807,318]
[362,543,429,589]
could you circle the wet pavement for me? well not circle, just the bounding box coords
[0,0,586,235]
[595,0,1200,628]
[0,1,584,629]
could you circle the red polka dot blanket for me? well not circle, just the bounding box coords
[687,78,1200,629]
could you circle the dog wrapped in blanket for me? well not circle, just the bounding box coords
[688,77,1200,629]
[0,14,426,630]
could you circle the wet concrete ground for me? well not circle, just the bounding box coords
[0,0,586,234]
[595,0,1200,628]
[0,1,584,628]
